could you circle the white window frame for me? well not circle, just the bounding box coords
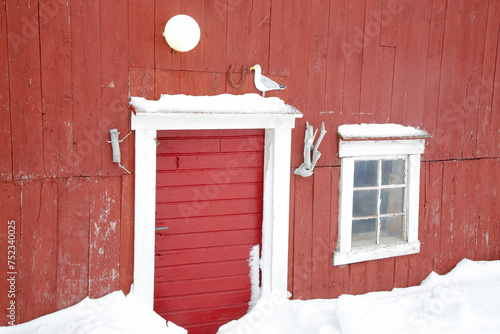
[333,138,426,266]
[130,96,302,307]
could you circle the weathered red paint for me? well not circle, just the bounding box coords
[0,0,498,330]
[154,130,263,333]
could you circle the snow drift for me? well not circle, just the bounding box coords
[218,259,500,334]
[0,290,186,334]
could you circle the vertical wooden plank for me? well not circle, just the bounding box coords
[0,182,20,325]
[476,0,500,158]
[72,0,102,176]
[19,179,58,322]
[226,0,251,66]
[359,13,395,125]
[389,0,414,125]
[247,1,271,72]
[202,0,227,72]
[464,160,479,261]
[89,177,121,298]
[155,0,181,70]
[130,67,155,100]
[410,160,428,285]
[476,159,493,260]
[120,174,135,294]
[129,0,154,68]
[180,0,204,71]
[0,0,12,181]
[6,0,44,180]
[179,70,204,95]
[393,255,409,288]
[494,159,500,260]
[341,0,366,125]
[311,167,332,298]
[377,258,394,291]
[155,69,180,98]
[329,167,350,298]
[422,0,447,161]
[462,0,489,159]
[40,0,73,178]
[435,0,472,160]
[452,160,468,264]
[365,260,378,292]
[101,0,130,177]
[379,0,399,46]
[292,175,314,299]
[349,262,367,295]
[428,161,443,273]
[203,72,226,96]
[324,0,348,166]
[289,0,311,168]
[268,0,291,76]
[489,33,500,158]
[305,0,330,166]
[438,160,457,274]
[405,1,432,129]
[57,177,90,309]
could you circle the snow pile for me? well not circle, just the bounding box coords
[130,93,299,114]
[337,123,430,139]
[0,291,186,334]
[218,259,500,334]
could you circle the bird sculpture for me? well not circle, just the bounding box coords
[249,64,286,97]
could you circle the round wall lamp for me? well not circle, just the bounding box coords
[163,15,200,53]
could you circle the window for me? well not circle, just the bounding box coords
[333,124,429,266]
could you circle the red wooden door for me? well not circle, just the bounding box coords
[154,130,264,334]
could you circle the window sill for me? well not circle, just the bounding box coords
[332,241,420,266]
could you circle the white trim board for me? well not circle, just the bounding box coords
[130,94,302,307]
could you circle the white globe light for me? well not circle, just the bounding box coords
[163,15,200,52]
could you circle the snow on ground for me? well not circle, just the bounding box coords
[218,259,500,334]
[0,290,186,334]
[2,259,499,334]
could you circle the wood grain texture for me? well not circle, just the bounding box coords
[0,0,12,181]
[154,130,263,332]
[6,0,44,180]
[40,0,73,178]
[0,182,20,325]
[89,177,121,298]
[19,180,58,322]
[56,177,90,309]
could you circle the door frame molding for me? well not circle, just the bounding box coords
[130,95,302,307]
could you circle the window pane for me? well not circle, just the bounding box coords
[354,160,378,187]
[380,216,404,244]
[382,159,405,185]
[352,219,377,247]
[353,190,378,217]
[380,188,404,214]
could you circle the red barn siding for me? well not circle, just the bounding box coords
[0,0,498,327]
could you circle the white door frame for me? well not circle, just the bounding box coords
[130,96,302,307]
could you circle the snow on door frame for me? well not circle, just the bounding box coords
[130,94,302,308]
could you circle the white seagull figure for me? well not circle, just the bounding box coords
[249,64,286,97]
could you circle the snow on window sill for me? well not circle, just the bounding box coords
[332,241,420,266]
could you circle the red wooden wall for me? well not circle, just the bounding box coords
[0,0,499,326]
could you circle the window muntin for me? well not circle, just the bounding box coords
[351,158,407,247]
